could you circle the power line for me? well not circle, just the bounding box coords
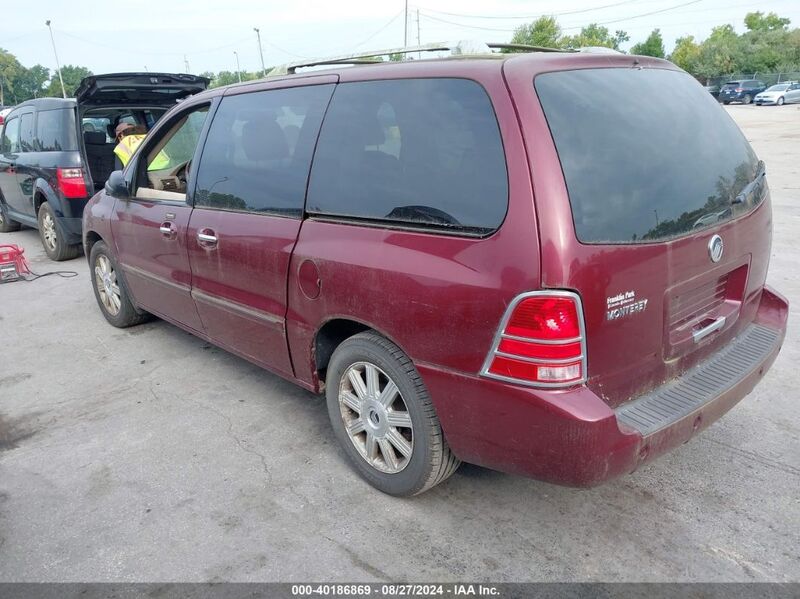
[411,0,646,20]
[352,9,405,49]
[418,0,706,33]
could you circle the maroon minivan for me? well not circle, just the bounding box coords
[82,50,788,496]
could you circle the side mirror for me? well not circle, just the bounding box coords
[105,170,129,199]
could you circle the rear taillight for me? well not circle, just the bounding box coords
[735,88,744,92]
[482,291,587,387]
[56,168,88,199]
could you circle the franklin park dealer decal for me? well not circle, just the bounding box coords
[606,290,649,321]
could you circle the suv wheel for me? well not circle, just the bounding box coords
[37,202,79,261]
[90,241,150,327]
[743,94,752,104]
[0,201,21,233]
[325,331,460,496]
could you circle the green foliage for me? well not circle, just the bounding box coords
[631,29,665,58]
[562,24,629,51]
[204,70,264,88]
[744,12,790,32]
[509,16,562,49]
[670,36,701,72]
[45,64,93,97]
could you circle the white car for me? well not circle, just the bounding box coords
[754,82,800,106]
[0,107,14,126]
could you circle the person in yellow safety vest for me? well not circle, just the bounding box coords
[113,123,170,170]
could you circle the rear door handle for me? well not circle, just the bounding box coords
[693,316,726,343]
[197,229,218,247]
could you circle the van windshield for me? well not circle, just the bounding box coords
[535,68,760,243]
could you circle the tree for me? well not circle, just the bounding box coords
[562,24,629,50]
[0,48,24,104]
[509,16,562,49]
[45,64,92,97]
[670,36,701,72]
[695,25,741,80]
[15,65,50,100]
[631,29,665,58]
[744,12,790,32]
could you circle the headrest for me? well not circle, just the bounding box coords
[84,131,107,145]
[241,118,289,162]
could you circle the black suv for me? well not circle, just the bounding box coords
[718,80,767,105]
[0,73,208,260]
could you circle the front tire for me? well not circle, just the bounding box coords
[37,202,79,261]
[90,240,149,328]
[325,331,460,496]
[777,97,785,106]
[0,201,21,233]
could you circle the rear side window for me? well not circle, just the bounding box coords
[1,117,20,152]
[19,113,35,152]
[535,68,760,243]
[37,108,78,151]
[307,78,508,235]
[195,84,334,217]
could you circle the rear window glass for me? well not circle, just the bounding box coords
[37,108,77,151]
[307,78,508,235]
[535,68,760,243]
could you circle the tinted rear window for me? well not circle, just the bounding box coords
[307,78,508,235]
[535,68,760,243]
[37,108,77,151]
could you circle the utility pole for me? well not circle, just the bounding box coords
[234,51,242,82]
[45,20,66,98]
[254,28,266,78]
[416,8,421,59]
[184,55,190,74]
[403,1,408,48]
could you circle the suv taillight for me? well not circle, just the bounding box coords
[735,88,744,92]
[57,168,88,199]
[482,291,587,387]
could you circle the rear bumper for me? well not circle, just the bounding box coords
[419,286,788,487]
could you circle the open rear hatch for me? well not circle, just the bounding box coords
[506,58,772,408]
[75,72,210,107]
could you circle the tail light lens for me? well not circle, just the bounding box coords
[482,291,587,388]
[57,168,88,199]
[735,88,744,92]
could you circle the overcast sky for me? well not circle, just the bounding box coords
[2,0,799,75]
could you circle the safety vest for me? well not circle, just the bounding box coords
[114,135,170,170]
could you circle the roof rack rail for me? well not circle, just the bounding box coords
[270,40,566,76]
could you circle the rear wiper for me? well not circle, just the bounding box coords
[733,160,766,205]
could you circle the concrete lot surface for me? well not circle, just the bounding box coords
[1,105,798,582]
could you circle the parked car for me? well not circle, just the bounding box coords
[0,73,208,259]
[703,84,719,98]
[82,51,787,496]
[754,82,800,106]
[718,80,767,104]
[0,106,13,126]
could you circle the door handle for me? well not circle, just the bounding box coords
[159,221,177,238]
[197,229,218,246]
[693,316,726,343]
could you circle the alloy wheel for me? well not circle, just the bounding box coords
[94,254,122,316]
[338,361,414,474]
[42,212,58,251]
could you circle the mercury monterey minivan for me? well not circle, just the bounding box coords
[82,48,788,496]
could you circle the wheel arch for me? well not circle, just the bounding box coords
[313,317,413,386]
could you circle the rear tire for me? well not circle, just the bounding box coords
[723,101,730,105]
[0,201,21,233]
[37,202,79,261]
[325,331,460,496]
[89,240,150,328]
[743,94,752,105]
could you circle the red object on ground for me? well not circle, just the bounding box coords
[0,244,31,282]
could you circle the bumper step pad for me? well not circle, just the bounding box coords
[616,324,780,436]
